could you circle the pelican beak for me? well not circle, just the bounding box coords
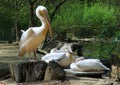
[40,10,53,38]
[68,47,74,54]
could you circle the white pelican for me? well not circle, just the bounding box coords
[70,57,110,72]
[60,43,73,52]
[42,48,73,67]
[18,6,53,59]
[50,48,73,53]
[59,43,83,62]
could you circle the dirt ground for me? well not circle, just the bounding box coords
[0,43,120,85]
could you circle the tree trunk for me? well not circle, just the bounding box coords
[29,4,34,27]
[15,0,19,42]
[110,54,120,81]
[0,63,10,79]
[44,61,66,81]
[50,0,67,22]
[28,0,37,27]
[9,60,48,83]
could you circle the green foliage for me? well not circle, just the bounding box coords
[0,0,119,41]
[83,3,117,38]
[82,41,117,59]
[52,2,117,38]
[0,0,119,59]
[18,5,29,29]
[0,2,15,40]
[52,1,83,31]
[83,3,116,26]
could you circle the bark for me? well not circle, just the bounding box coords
[15,0,20,42]
[0,63,10,79]
[110,54,120,81]
[28,0,37,27]
[44,61,66,81]
[9,60,48,83]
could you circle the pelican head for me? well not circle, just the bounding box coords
[36,6,48,19]
[36,6,53,38]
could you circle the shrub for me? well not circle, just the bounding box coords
[52,2,117,38]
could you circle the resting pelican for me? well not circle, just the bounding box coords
[42,48,73,67]
[70,57,110,72]
[18,6,53,59]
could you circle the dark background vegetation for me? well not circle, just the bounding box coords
[0,0,120,58]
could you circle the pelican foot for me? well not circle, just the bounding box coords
[28,58,38,62]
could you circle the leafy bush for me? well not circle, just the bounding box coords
[52,1,83,31]
[83,3,117,38]
[52,2,117,38]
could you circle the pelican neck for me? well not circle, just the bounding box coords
[39,16,47,28]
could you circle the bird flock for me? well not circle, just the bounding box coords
[18,5,110,72]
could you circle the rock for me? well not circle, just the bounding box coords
[9,60,48,83]
[44,61,66,81]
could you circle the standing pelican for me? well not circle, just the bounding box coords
[18,6,53,59]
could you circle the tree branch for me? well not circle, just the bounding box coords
[28,0,37,4]
[50,0,67,22]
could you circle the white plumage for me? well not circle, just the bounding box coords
[18,6,53,59]
[42,48,73,67]
[60,43,73,52]
[70,58,110,72]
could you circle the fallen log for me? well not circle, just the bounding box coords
[9,60,48,83]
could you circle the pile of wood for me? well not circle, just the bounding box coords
[9,60,66,83]
[110,54,120,81]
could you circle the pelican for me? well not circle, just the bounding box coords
[60,43,73,52]
[70,57,110,72]
[18,6,53,59]
[42,48,73,67]
[50,48,73,53]
[59,43,83,62]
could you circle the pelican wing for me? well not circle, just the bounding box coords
[42,52,65,63]
[76,59,109,71]
[76,59,97,70]
[70,63,83,71]
[20,28,35,46]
